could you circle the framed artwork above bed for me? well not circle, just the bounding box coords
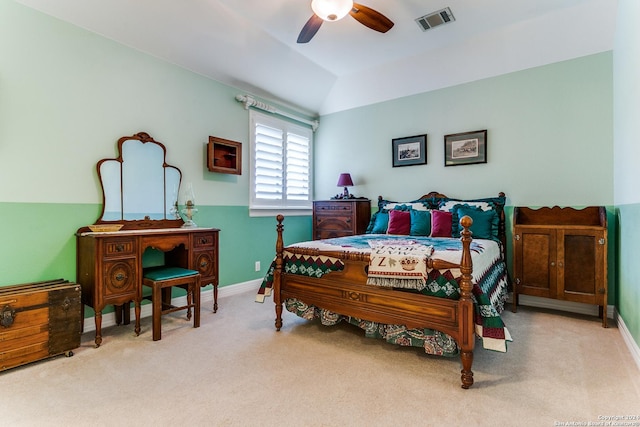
[392,134,427,167]
[444,129,487,167]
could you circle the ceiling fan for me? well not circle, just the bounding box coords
[297,0,394,43]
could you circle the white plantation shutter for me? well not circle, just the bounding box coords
[250,110,313,213]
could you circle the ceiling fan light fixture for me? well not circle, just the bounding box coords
[311,0,354,21]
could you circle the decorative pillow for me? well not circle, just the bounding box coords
[366,212,389,234]
[454,205,499,240]
[409,209,431,236]
[430,210,452,237]
[387,210,411,235]
[438,196,505,240]
[382,201,430,212]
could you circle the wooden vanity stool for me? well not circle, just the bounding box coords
[142,267,201,341]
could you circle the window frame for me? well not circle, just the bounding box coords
[249,110,314,217]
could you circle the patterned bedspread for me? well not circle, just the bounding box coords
[257,234,512,355]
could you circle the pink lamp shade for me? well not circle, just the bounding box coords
[337,173,354,198]
[336,173,354,187]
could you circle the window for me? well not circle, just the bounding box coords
[250,110,313,215]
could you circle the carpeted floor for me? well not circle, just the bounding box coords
[3,289,639,426]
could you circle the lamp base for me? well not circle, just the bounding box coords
[181,219,197,228]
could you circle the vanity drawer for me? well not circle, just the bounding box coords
[193,232,216,248]
[103,238,136,257]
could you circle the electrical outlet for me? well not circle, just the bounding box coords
[255,261,261,272]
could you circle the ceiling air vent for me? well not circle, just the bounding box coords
[415,7,455,32]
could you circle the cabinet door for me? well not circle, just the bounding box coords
[558,229,606,305]
[102,258,138,302]
[514,227,557,298]
[191,232,218,286]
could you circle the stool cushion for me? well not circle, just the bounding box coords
[144,266,199,281]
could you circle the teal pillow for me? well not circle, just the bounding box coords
[454,205,498,240]
[409,210,431,236]
[367,212,389,234]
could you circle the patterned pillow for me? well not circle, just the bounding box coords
[378,197,430,212]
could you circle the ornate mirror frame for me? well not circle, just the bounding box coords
[94,132,184,230]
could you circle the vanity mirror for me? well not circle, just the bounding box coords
[95,132,183,229]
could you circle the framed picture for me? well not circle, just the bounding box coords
[392,134,427,167]
[444,129,487,167]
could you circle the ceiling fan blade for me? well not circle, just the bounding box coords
[350,3,394,33]
[297,14,324,43]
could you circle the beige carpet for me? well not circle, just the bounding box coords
[3,289,639,426]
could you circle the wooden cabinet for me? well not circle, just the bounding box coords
[313,199,371,240]
[513,206,608,327]
[77,227,219,347]
[207,136,241,175]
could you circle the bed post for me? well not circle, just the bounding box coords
[458,215,475,389]
[274,215,285,331]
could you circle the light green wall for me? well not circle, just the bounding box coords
[613,0,640,346]
[0,1,310,292]
[314,53,613,207]
[0,202,310,288]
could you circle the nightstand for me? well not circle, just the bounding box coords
[312,199,371,240]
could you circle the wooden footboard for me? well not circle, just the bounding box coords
[273,214,476,389]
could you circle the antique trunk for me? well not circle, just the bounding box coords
[0,279,82,372]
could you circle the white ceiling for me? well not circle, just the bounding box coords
[16,0,616,116]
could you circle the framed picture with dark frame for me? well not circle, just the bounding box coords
[444,129,487,167]
[392,134,427,167]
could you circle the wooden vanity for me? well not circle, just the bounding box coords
[77,227,219,347]
[76,132,220,347]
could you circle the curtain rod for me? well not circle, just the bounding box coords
[235,94,319,132]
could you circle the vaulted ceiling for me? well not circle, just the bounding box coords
[16,0,616,115]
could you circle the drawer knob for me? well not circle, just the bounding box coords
[200,238,208,244]
[200,260,209,268]
[0,304,16,328]
[115,244,124,252]
[115,273,127,282]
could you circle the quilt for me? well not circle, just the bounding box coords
[256,234,512,355]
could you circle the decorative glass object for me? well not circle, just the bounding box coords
[180,182,198,228]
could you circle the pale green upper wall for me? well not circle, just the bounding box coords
[314,53,613,208]
[614,0,640,205]
[613,0,640,348]
[0,1,311,289]
[0,0,251,207]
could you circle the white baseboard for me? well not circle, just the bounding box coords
[615,310,640,373]
[82,279,261,333]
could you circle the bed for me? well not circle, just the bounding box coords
[257,191,511,388]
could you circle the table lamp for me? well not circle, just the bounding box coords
[337,173,354,198]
